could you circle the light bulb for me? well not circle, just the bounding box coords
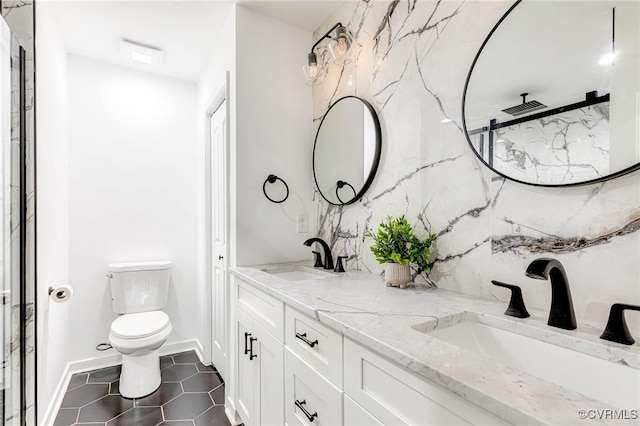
[309,65,318,77]
[336,37,348,55]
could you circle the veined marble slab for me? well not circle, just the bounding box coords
[231,264,640,425]
[312,0,640,340]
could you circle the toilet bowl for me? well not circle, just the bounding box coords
[109,311,172,398]
[107,260,173,399]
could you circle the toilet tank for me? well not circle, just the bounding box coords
[108,260,172,314]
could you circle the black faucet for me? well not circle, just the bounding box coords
[303,238,334,270]
[525,258,577,330]
[491,280,530,318]
[600,303,640,345]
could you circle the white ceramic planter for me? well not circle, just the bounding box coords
[384,263,411,288]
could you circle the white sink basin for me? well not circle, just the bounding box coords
[424,318,640,408]
[261,265,334,282]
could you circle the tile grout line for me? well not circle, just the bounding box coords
[57,351,225,425]
[104,406,135,425]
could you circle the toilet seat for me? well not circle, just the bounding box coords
[111,311,170,339]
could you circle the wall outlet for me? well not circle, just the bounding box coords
[296,213,308,233]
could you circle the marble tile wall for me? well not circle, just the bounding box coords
[313,0,640,332]
[2,0,35,424]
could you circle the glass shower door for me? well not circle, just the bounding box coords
[1,13,24,426]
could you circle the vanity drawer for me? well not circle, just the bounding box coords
[285,306,343,388]
[235,277,284,341]
[343,338,507,426]
[284,348,342,426]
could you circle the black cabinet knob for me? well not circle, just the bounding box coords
[295,399,318,422]
[295,332,319,348]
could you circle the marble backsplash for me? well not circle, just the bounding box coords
[313,0,640,333]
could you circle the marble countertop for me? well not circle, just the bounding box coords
[230,263,640,425]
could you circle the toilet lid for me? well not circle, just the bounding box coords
[111,311,170,339]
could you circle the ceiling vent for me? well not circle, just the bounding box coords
[119,39,164,66]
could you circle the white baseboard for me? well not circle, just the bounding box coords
[40,363,72,426]
[40,339,203,426]
[192,339,205,363]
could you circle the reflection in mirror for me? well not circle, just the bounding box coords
[313,96,381,204]
[463,0,640,186]
[335,180,356,204]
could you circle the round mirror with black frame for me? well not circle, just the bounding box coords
[462,0,640,187]
[313,96,382,205]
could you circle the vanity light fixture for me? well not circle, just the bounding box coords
[303,22,353,86]
[120,39,164,66]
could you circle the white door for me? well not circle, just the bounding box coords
[210,100,228,372]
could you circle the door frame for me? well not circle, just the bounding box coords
[204,71,231,371]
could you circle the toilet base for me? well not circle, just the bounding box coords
[119,349,161,399]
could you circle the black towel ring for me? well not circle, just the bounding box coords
[336,180,357,204]
[263,174,289,203]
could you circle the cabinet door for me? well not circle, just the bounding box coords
[236,309,259,426]
[344,395,382,426]
[255,322,284,426]
[344,338,507,425]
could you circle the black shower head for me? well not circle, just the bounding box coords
[501,92,547,116]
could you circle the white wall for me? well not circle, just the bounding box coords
[194,7,314,417]
[235,6,314,266]
[195,5,236,366]
[67,56,198,362]
[35,2,70,420]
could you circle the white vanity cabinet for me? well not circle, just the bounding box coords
[343,339,508,425]
[231,273,507,426]
[234,279,285,426]
[343,395,383,425]
[283,306,344,425]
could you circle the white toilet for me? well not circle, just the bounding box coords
[107,260,173,399]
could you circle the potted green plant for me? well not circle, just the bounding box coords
[364,215,437,288]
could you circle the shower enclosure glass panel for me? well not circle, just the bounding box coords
[1,14,24,426]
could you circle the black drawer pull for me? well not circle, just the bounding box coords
[295,399,318,422]
[295,332,319,348]
[249,337,258,360]
[244,332,251,355]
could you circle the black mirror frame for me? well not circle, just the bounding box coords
[461,0,640,188]
[313,96,382,205]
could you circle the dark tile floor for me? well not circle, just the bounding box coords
[54,351,231,426]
